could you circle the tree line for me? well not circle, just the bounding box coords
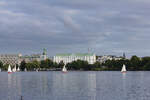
[0,55,150,71]
[98,56,150,71]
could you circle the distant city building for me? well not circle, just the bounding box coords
[97,55,123,63]
[0,49,48,65]
[123,52,126,59]
[20,54,42,63]
[0,54,22,66]
[40,48,47,60]
[20,49,47,63]
[53,53,96,64]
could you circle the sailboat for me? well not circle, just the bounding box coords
[0,68,1,72]
[24,68,27,72]
[8,65,12,74]
[36,69,39,72]
[12,65,17,72]
[62,64,67,73]
[121,64,127,73]
[17,66,20,72]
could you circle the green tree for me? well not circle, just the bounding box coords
[40,59,53,69]
[91,61,102,71]
[47,59,53,67]
[53,62,58,68]
[102,59,129,71]
[69,61,79,70]
[20,60,26,71]
[0,61,3,70]
[79,60,89,70]
[26,63,34,70]
[26,60,40,71]
[32,60,40,69]
[58,61,64,68]
[3,64,9,71]
[141,57,150,68]
[67,60,89,70]
[130,55,141,70]
[93,61,101,68]
[143,61,150,70]
[141,57,150,70]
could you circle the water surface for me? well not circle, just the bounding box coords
[0,71,150,100]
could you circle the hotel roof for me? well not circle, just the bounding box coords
[56,53,95,57]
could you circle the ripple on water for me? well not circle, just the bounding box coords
[0,71,149,100]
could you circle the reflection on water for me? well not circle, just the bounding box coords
[0,71,149,100]
[122,73,127,100]
[8,74,11,100]
[8,73,22,100]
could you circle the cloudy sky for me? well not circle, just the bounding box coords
[0,0,150,57]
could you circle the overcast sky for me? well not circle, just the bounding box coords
[0,0,150,57]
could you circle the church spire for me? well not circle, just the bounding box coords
[43,48,47,55]
[123,52,126,59]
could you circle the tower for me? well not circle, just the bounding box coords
[123,52,126,59]
[41,48,47,60]
[43,48,47,55]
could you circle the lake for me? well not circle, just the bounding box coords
[0,71,150,100]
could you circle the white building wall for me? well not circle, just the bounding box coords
[54,54,96,64]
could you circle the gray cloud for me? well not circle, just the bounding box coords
[0,0,150,57]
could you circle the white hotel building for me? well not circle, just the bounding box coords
[0,54,22,66]
[53,53,96,64]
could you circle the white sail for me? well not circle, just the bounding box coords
[121,64,127,72]
[24,68,27,72]
[8,65,12,72]
[62,64,67,72]
[0,68,1,72]
[12,65,16,72]
[17,67,20,71]
[12,68,15,72]
[36,69,38,72]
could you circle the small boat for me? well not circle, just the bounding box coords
[36,69,39,72]
[121,64,127,73]
[8,65,12,74]
[62,64,67,73]
[12,65,16,72]
[17,66,20,72]
[24,68,27,72]
[0,68,1,72]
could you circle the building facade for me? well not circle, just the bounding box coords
[20,54,42,63]
[0,49,47,66]
[97,55,123,63]
[20,49,47,63]
[53,53,96,64]
[0,54,22,66]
